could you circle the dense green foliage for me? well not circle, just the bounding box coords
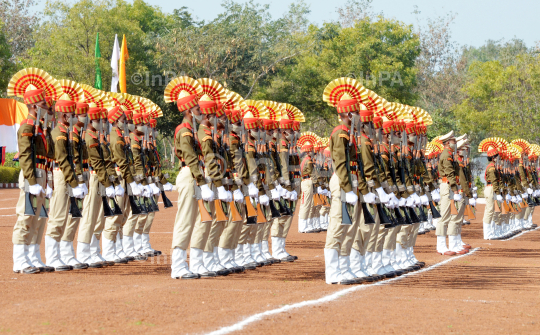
[0,166,21,183]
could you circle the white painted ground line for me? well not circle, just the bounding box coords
[205,248,481,335]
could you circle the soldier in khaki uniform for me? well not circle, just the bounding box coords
[297,134,317,233]
[44,93,89,271]
[8,69,57,274]
[59,101,90,269]
[101,107,141,263]
[435,131,460,255]
[482,146,501,239]
[447,137,472,253]
[76,107,115,267]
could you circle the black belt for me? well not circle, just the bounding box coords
[54,162,60,168]
[302,176,310,180]
[83,163,89,169]
[35,158,46,165]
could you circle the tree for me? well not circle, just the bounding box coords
[0,0,39,62]
[0,20,15,96]
[257,17,420,135]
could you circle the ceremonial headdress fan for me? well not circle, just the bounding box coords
[260,100,282,130]
[223,90,247,124]
[323,77,368,113]
[55,79,84,113]
[511,139,530,155]
[164,76,203,112]
[243,99,268,129]
[7,68,62,105]
[297,132,318,152]
[197,78,227,115]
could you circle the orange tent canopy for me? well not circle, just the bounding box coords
[0,98,28,126]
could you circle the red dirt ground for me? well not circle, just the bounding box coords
[0,188,539,334]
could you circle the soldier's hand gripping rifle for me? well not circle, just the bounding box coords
[67,116,83,218]
[191,116,213,223]
[123,123,145,215]
[96,119,122,217]
[239,120,259,223]
[419,138,441,219]
[273,128,292,217]
[221,119,243,222]
[386,128,406,225]
[149,128,173,209]
[366,121,394,227]
[261,128,282,220]
[141,127,159,212]
[208,117,229,223]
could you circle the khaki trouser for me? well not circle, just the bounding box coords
[204,215,227,252]
[325,173,352,254]
[103,190,130,241]
[93,195,105,239]
[45,169,71,242]
[271,209,294,238]
[299,179,313,220]
[77,173,102,244]
[238,223,256,244]
[30,214,47,245]
[409,222,422,248]
[320,204,330,217]
[483,185,495,224]
[383,225,400,250]
[351,205,376,255]
[375,224,388,253]
[135,196,157,235]
[61,171,89,242]
[436,182,452,236]
[13,169,46,245]
[219,204,246,249]
[172,167,199,250]
[516,204,526,221]
[191,198,216,250]
[366,207,382,252]
[448,198,466,236]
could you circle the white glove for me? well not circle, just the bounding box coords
[375,187,389,204]
[105,185,115,198]
[163,182,173,191]
[389,193,399,206]
[217,186,228,201]
[200,184,214,202]
[511,196,517,204]
[405,196,414,207]
[496,194,503,202]
[72,184,85,199]
[283,191,291,200]
[391,197,400,209]
[420,194,429,206]
[527,188,534,194]
[522,193,528,199]
[431,189,440,202]
[115,184,125,197]
[248,182,259,197]
[150,183,160,195]
[535,190,540,197]
[473,192,477,199]
[363,192,377,204]
[45,185,53,199]
[259,194,270,206]
[81,183,89,197]
[454,193,462,202]
[233,189,244,203]
[505,194,512,201]
[130,182,142,196]
[143,185,152,198]
[226,190,233,203]
[276,184,287,197]
[270,188,280,200]
[345,191,358,205]
[398,197,406,207]
[325,190,331,197]
[472,186,478,191]
[412,193,421,206]
[290,190,298,201]
[516,195,522,203]
[469,198,476,206]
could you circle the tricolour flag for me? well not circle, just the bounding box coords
[94,32,102,90]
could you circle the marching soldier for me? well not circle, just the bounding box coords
[76,106,115,267]
[44,90,88,270]
[482,145,501,239]
[297,133,318,233]
[434,130,460,255]
[8,68,58,274]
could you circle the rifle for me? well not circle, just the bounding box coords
[340,121,356,226]
[263,130,281,220]
[252,126,267,224]
[273,129,292,217]
[149,128,173,209]
[67,116,83,218]
[386,129,406,225]
[123,123,145,215]
[398,128,419,224]
[221,119,243,223]
[141,126,160,212]
[96,119,122,217]
[23,107,48,217]
[365,121,394,227]
[191,117,213,224]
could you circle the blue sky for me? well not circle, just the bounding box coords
[37,0,540,48]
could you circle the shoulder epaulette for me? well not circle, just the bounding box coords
[174,122,193,139]
[116,128,123,137]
